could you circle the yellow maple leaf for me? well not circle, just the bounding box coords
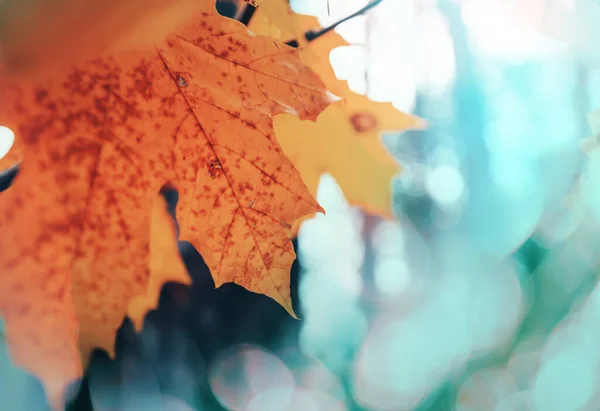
[0,6,329,408]
[249,3,348,96]
[275,97,423,234]
[246,0,304,40]
[249,2,425,232]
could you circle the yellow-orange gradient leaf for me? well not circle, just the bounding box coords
[0,8,329,408]
[248,0,305,42]
[249,2,425,232]
[249,3,348,96]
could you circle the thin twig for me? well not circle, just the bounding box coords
[285,0,384,47]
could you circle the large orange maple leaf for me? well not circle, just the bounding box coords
[0,6,329,408]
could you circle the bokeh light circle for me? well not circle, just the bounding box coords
[208,345,294,411]
[0,126,15,161]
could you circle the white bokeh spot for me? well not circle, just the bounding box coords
[0,126,15,161]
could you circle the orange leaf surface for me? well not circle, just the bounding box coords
[0,0,210,78]
[0,7,329,408]
[0,141,188,333]
[249,3,425,232]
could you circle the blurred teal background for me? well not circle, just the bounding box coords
[293,0,600,410]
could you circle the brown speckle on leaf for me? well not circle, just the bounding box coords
[350,112,378,133]
[207,159,222,180]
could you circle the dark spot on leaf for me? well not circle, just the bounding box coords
[350,112,378,133]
